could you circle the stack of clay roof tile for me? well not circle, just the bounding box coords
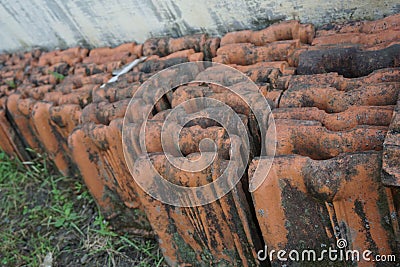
[0,13,399,266]
[251,67,400,265]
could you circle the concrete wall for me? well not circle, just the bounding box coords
[0,0,399,53]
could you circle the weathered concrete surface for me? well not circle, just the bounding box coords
[0,0,399,52]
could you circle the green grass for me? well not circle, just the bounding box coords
[0,150,164,266]
[5,80,16,89]
[48,71,65,82]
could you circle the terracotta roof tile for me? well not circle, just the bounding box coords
[0,15,399,265]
